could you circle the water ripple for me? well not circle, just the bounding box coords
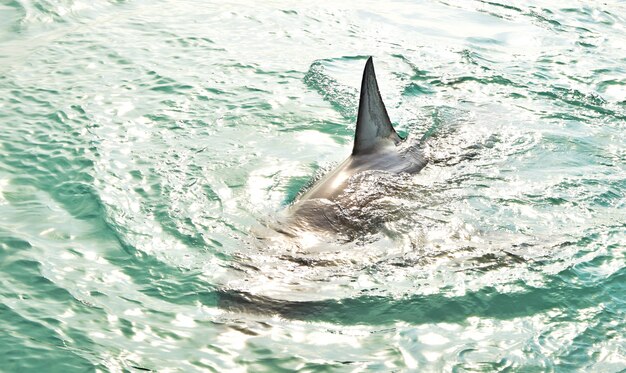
[1,0,625,370]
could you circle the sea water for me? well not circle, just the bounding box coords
[0,0,625,371]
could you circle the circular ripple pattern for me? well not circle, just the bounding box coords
[0,0,625,371]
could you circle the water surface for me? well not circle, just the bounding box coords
[0,0,625,371]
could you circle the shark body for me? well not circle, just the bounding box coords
[279,57,427,240]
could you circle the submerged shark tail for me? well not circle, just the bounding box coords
[352,57,402,155]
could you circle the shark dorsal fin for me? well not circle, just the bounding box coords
[352,57,401,155]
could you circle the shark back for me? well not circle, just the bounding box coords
[295,57,426,204]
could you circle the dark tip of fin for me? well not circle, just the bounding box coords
[352,57,401,155]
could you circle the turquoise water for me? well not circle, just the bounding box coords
[1,0,625,371]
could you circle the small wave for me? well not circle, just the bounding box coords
[303,59,359,120]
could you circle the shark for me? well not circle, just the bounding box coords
[272,57,428,245]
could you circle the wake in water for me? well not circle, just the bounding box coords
[231,57,551,307]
